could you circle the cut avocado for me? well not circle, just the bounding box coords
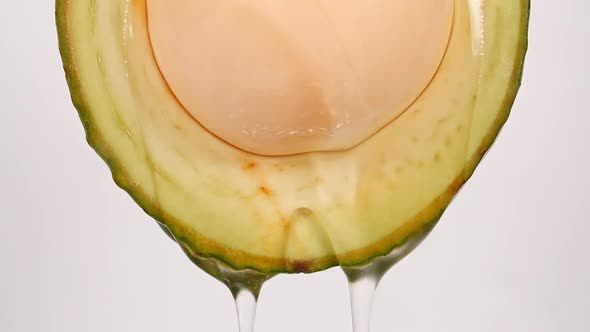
[57,0,529,273]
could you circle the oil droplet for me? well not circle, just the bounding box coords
[342,225,435,332]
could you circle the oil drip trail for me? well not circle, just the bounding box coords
[342,225,435,332]
[188,252,275,332]
[160,226,275,332]
[233,287,258,332]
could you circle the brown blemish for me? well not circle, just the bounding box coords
[259,186,272,196]
[290,261,311,273]
[433,153,442,162]
[294,207,313,218]
[244,161,257,170]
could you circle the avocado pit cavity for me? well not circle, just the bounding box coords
[147,0,454,156]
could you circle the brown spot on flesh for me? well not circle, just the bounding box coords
[244,161,257,170]
[259,186,272,196]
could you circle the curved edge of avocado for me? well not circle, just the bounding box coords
[56,0,530,274]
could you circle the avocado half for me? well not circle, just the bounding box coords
[56,0,529,273]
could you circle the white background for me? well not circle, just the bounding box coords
[1,1,589,331]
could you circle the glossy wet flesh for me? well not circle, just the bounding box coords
[147,0,454,156]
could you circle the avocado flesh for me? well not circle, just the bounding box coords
[57,0,529,273]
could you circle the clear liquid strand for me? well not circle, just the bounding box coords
[233,287,259,332]
[342,225,435,332]
[347,275,378,332]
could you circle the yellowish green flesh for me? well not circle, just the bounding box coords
[57,0,529,273]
